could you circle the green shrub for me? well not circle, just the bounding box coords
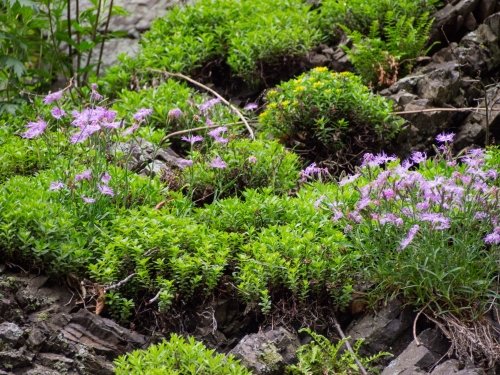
[114,334,251,374]
[0,172,94,273]
[103,0,321,89]
[343,12,434,86]
[287,328,391,375]
[180,138,300,202]
[89,207,239,312]
[259,67,403,168]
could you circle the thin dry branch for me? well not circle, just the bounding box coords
[332,314,369,375]
[105,273,136,292]
[393,106,500,115]
[147,69,255,140]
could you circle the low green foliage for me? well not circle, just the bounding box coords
[259,67,403,167]
[111,79,237,133]
[180,138,300,202]
[114,334,251,375]
[287,328,391,374]
[103,0,321,89]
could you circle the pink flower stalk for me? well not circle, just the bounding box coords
[381,188,396,200]
[70,124,101,144]
[75,170,92,182]
[122,123,139,136]
[43,90,63,104]
[90,83,103,101]
[300,163,328,182]
[181,135,204,145]
[49,181,65,191]
[22,120,47,139]
[133,108,153,122]
[400,224,420,250]
[210,156,227,169]
[51,107,66,119]
[98,184,114,197]
[419,213,451,230]
[247,156,257,164]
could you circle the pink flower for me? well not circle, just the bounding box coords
[247,156,257,164]
[244,102,258,111]
[43,90,63,104]
[484,228,500,245]
[98,184,114,197]
[70,124,101,144]
[101,172,111,184]
[168,108,183,119]
[339,173,360,187]
[208,127,228,143]
[198,98,221,113]
[51,107,66,119]
[400,224,419,250]
[75,170,92,182]
[90,83,103,101]
[22,120,47,139]
[133,108,153,122]
[411,151,427,164]
[176,159,193,169]
[122,123,139,136]
[82,196,96,204]
[181,135,204,145]
[436,132,455,143]
[210,156,227,169]
[49,181,65,191]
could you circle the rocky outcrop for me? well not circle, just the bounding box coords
[382,11,500,156]
[0,269,147,374]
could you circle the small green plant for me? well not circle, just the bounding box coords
[343,12,435,87]
[114,333,252,374]
[287,328,391,374]
[259,67,403,169]
[178,138,300,202]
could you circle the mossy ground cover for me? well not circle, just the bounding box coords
[1,0,498,373]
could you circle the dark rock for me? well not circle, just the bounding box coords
[381,328,449,374]
[430,0,481,44]
[229,327,300,375]
[0,322,24,346]
[60,309,146,357]
[476,0,498,23]
[346,299,413,355]
[431,359,486,374]
[455,84,500,149]
[27,327,47,349]
[0,348,33,370]
[37,352,74,373]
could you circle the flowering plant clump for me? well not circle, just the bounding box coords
[20,84,155,217]
[320,134,499,318]
[259,67,403,170]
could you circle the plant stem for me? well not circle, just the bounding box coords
[66,0,74,76]
[75,0,81,84]
[83,0,103,82]
[96,0,114,77]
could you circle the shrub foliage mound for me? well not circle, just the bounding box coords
[259,67,403,169]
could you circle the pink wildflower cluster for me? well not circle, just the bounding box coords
[300,163,328,182]
[329,133,499,249]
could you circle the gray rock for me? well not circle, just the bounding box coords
[381,329,449,375]
[431,359,486,374]
[38,352,75,372]
[416,62,461,106]
[140,159,168,176]
[27,327,46,349]
[24,365,62,375]
[346,299,413,355]
[0,348,33,370]
[455,84,500,150]
[229,327,300,375]
[0,322,24,346]
[430,0,481,44]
